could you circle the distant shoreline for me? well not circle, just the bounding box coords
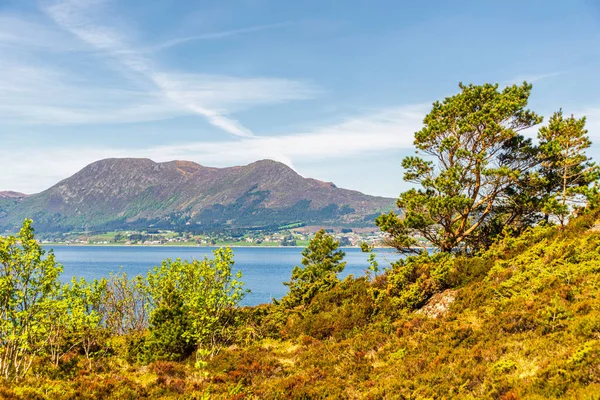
[39,243,393,249]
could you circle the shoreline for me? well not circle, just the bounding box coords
[40,243,394,249]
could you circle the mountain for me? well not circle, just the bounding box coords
[0,191,28,199]
[0,158,394,233]
[0,192,29,223]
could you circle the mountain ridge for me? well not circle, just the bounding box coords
[0,191,29,199]
[0,158,394,233]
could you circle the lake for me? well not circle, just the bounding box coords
[44,246,403,306]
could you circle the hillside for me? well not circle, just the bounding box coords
[0,158,394,233]
[192,214,599,398]
[2,210,599,398]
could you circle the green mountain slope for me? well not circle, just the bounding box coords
[0,158,394,233]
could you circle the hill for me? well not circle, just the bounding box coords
[0,158,394,233]
[186,213,599,398]
[2,208,599,398]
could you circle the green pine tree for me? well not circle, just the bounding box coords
[281,229,346,308]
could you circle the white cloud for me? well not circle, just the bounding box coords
[0,63,180,125]
[0,105,426,193]
[152,73,317,114]
[0,3,315,131]
[42,0,315,137]
[0,59,315,127]
[146,21,295,52]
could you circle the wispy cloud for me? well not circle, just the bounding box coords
[0,1,315,134]
[0,14,83,52]
[147,21,294,52]
[152,73,316,113]
[0,62,180,125]
[0,105,426,193]
[503,72,563,86]
[43,0,302,137]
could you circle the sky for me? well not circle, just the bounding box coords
[1,0,600,198]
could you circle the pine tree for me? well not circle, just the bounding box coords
[538,110,600,225]
[377,82,542,253]
[281,230,346,308]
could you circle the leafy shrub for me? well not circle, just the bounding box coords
[146,281,196,361]
[380,252,455,311]
[574,315,600,338]
[145,248,247,363]
[285,277,374,340]
[102,272,149,336]
[0,220,63,379]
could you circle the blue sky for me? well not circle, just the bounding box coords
[1,0,600,197]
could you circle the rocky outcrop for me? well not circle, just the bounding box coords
[415,289,457,319]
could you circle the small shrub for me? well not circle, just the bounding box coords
[492,359,517,374]
[148,360,188,378]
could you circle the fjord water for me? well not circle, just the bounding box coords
[45,246,402,306]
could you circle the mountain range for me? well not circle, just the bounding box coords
[0,158,394,233]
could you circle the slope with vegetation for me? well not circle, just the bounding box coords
[1,210,599,398]
[0,81,599,399]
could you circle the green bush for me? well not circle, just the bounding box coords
[286,277,374,340]
[145,248,247,363]
[380,252,455,311]
[146,282,195,361]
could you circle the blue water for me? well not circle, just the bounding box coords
[43,246,402,306]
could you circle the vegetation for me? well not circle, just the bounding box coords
[1,81,599,399]
[2,210,600,398]
[0,220,63,379]
[377,82,598,255]
[145,250,247,364]
[0,220,247,381]
[279,229,346,308]
[25,227,377,249]
[538,110,599,225]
